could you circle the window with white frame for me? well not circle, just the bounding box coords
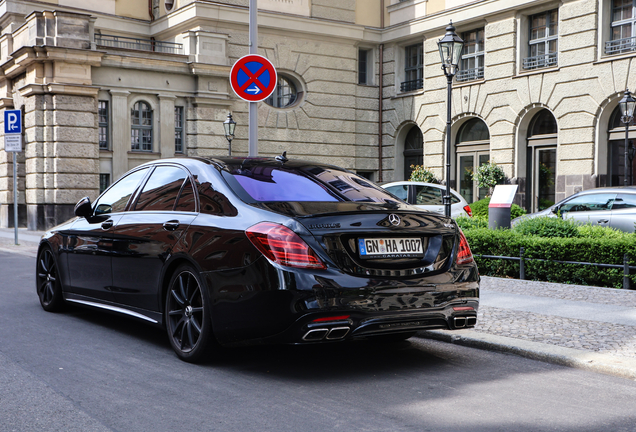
[175,106,184,153]
[131,101,153,151]
[457,28,484,82]
[607,0,636,54]
[523,9,558,70]
[401,44,423,92]
[98,100,109,150]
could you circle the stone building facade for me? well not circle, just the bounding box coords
[0,0,634,229]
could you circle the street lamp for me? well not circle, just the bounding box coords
[223,112,236,156]
[437,21,464,217]
[619,89,636,185]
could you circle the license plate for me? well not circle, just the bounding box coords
[358,237,424,259]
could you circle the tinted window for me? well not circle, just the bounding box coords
[135,166,188,211]
[560,193,616,213]
[94,168,149,215]
[612,193,636,210]
[175,178,197,212]
[230,167,338,202]
[196,179,238,216]
[385,185,409,201]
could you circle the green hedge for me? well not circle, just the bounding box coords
[464,228,636,288]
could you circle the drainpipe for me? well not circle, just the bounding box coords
[149,0,154,20]
[378,0,385,183]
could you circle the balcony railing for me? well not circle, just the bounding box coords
[605,36,636,55]
[400,79,423,92]
[456,67,484,82]
[522,52,557,70]
[95,34,184,55]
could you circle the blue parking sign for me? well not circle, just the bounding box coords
[4,109,22,134]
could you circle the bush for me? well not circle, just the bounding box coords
[468,197,527,220]
[576,223,626,239]
[512,216,580,238]
[456,216,488,230]
[469,198,490,219]
[464,228,636,288]
[409,165,438,183]
[472,162,505,196]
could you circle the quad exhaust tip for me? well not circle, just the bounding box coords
[454,316,477,329]
[302,327,350,342]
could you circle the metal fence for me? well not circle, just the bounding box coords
[95,34,184,55]
[477,248,635,290]
[400,79,423,93]
[456,67,484,82]
[522,53,557,70]
[605,36,636,55]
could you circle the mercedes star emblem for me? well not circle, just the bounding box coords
[388,214,401,226]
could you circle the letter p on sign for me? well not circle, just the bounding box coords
[4,109,22,134]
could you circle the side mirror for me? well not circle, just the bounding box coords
[550,205,560,214]
[74,196,92,218]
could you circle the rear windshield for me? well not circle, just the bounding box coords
[222,164,400,204]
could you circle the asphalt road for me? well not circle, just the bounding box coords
[2,251,636,432]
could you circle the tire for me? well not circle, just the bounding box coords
[165,264,216,363]
[36,246,65,312]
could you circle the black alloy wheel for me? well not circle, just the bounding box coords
[165,264,214,362]
[36,247,64,312]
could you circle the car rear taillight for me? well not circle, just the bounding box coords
[246,222,326,269]
[312,315,350,323]
[456,229,474,265]
[463,205,473,217]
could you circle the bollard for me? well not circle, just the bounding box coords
[624,254,631,290]
[519,247,525,280]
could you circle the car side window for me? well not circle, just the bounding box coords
[135,166,188,211]
[559,193,616,213]
[196,179,238,216]
[94,168,149,216]
[174,178,197,212]
[415,186,443,205]
[611,193,636,210]
[385,185,408,201]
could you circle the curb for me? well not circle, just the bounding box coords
[419,329,636,381]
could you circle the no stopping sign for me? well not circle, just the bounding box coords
[230,54,277,102]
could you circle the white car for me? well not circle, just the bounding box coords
[382,181,472,218]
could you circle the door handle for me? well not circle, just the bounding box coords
[598,219,609,224]
[163,220,180,231]
[101,220,113,230]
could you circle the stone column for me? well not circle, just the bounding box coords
[158,94,176,159]
[110,90,130,182]
[20,84,100,230]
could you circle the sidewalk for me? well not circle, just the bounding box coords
[422,276,636,381]
[2,228,635,380]
[0,227,43,257]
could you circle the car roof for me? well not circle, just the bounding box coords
[574,186,636,195]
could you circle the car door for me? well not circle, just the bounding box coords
[413,184,444,214]
[609,192,636,233]
[111,165,197,312]
[66,167,150,302]
[559,193,616,227]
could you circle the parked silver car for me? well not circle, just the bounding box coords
[382,181,472,219]
[512,186,636,232]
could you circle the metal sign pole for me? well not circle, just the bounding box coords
[13,151,17,245]
[249,0,258,157]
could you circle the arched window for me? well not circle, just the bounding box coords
[131,101,153,152]
[526,109,557,211]
[403,126,423,179]
[456,118,490,203]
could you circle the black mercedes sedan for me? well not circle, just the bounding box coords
[36,155,479,362]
